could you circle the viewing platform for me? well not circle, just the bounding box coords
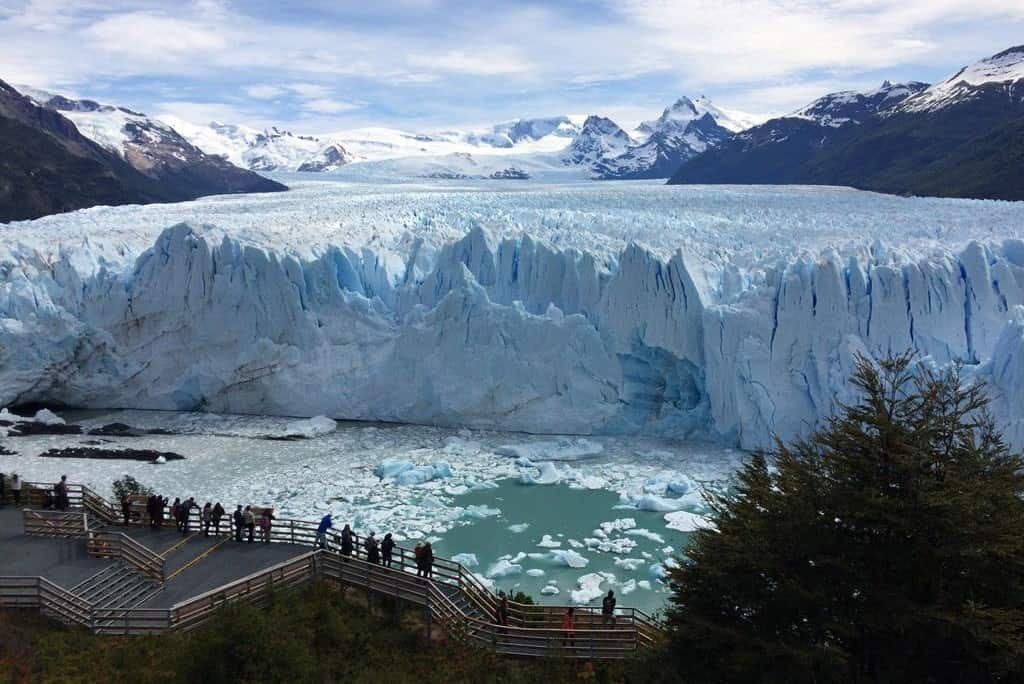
[0,480,662,659]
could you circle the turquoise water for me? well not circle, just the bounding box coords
[435,480,692,616]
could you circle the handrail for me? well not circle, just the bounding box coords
[8,479,665,654]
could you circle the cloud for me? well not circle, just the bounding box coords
[409,50,533,76]
[246,84,286,99]
[302,98,362,114]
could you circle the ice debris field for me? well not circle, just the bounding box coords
[0,408,743,614]
[4,179,1024,449]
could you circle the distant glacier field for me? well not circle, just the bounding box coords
[4,178,1024,449]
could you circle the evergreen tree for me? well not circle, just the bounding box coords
[662,353,1024,682]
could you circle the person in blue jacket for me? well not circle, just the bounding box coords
[315,513,333,548]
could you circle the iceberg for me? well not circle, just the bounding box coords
[3,183,1024,452]
[451,553,479,568]
[570,572,607,604]
[549,549,590,568]
[485,559,523,579]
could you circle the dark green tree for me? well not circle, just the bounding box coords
[662,353,1024,683]
[111,475,152,501]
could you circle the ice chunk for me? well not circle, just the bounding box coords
[154,455,167,464]
[625,528,665,544]
[462,504,501,519]
[664,510,713,532]
[374,458,414,479]
[620,579,637,595]
[394,462,453,485]
[570,573,607,604]
[536,534,562,548]
[549,549,589,568]
[496,438,604,462]
[282,415,336,438]
[636,580,652,591]
[541,585,560,596]
[649,563,668,580]
[33,409,66,425]
[526,568,546,577]
[613,557,645,571]
[519,461,561,485]
[507,523,530,533]
[452,553,479,568]
[599,518,637,534]
[485,559,523,579]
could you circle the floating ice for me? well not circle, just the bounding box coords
[620,579,637,595]
[664,510,714,532]
[541,585,560,596]
[625,528,666,544]
[519,461,561,485]
[599,518,637,534]
[154,455,167,465]
[537,534,562,548]
[636,580,651,591]
[507,523,530,533]
[571,572,607,604]
[452,553,479,568]
[496,438,604,462]
[526,568,546,577]
[462,504,501,519]
[486,559,523,579]
[550,549,590,568]
[33,409,66,426]
[613,557,645,571]
[282,415,336,438]
[649,563,668,580]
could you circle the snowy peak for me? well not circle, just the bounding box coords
[638,95,758,136]
[296,141,356,172]
[562,115,633,165]
[900,45,1024,112]
[793,81,928,126]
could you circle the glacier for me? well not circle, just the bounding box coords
[3,180,1024,450]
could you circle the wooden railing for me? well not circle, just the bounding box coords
[5,480,665,654]
[22,509,89,538]
[0,576,94,628]
[87,531,166,582]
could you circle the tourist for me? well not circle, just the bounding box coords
[365,532,380,563]
[495,592,509,627]
[10,473,21,506]
[381,533,395,568]
[146,495,156,528]
[55,475,69,510]
[602,589,617,626]
[423,542,435,579]
[340,524,353,556]
[259,509,275,544]
[121,495,131,525]
[315,513,333,549]
[233,505,244,541]
[157,495,168,529]
[414,542,425,577]
[201,502,212,536]
[562,607,575,649]
[171,498,181,531]
[212,502,225,535]
[243,505,256,542]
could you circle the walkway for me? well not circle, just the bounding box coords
[0,481,661,658]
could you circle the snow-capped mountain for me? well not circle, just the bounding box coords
[297,141,358,172]
[561,115,633,166]
[793,81,929,126]
[897,45,1024,113]
[671,45,1024,201]
[2,82,284,222]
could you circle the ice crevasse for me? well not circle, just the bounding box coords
[4,221,1024,450]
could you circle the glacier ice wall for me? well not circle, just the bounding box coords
[5,221,1024,450]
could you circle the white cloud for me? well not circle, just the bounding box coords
[84,12,227,56]
[409,50,532,76]
[302,98,362,114]
[246,84,286,99]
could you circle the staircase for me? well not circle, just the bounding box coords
[72,562,162,612]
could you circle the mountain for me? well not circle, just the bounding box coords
[296,141,358,172]
[13,85,285,207]
[596,97,738,179]
[670,45,1024,201]
[561,115,633,166]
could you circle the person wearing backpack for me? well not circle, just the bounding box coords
[364,533,380,564]
[212,502,225,536]
[602,589,617,626]
[381,533,396,568]
[260,509,275,544]
[340,524,353,556]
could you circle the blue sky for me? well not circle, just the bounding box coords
[1,0,1023,133]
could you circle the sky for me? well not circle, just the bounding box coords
[1,0,1023,134]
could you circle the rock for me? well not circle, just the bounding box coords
[8,421,83,436]
[39,447,185,462]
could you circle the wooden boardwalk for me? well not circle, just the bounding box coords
[0,481,662,658]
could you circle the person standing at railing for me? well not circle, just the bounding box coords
[10,473,21,506]
[259,509,275,544]
[562,607,576,649]
[381,533,395,567]
[233,505,244,541]
[120,495,131,525]
[201,502,212,536]
[171,498,182,531]
[315,513,333,548]
[243,505,256,543]
[364,532,380,563]
[55,475,69,510]
[495,592,510,628]
[0,471,5,507]
[340,523,353,556]
[212,502,225,536]
[602,589,617,626]
[423,542,435,579]
[414,542,426,577]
